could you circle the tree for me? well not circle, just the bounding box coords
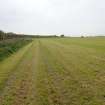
[0,30,5,40]
[81,36,84,38]
[60,34,64,37]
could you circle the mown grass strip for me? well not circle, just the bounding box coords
[0,42,33,90]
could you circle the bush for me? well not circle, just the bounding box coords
[0,38,32,61]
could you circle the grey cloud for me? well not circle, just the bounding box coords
[0,0,105,36]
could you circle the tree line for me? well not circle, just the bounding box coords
[0,30,38,40]
[0,30,65,41]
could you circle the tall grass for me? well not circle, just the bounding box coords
[0,38,32,61]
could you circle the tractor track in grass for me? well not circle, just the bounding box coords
[39,39,105,105]
[0,41,38,105]
[0,42,33,91]
[0,43,33,94]
[39,42,63,105]
[39,41,84,105]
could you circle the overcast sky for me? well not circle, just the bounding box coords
[0,0,105,36]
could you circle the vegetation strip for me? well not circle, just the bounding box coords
[0,38,32,61]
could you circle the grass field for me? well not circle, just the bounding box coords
[0,37,105,105]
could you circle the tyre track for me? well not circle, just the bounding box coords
[0,41,38,105]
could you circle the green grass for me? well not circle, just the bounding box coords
[0,37,105,105]
[0,42,33,90]
[0,38,32,61]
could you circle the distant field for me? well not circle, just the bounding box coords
[0,37,105,105]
